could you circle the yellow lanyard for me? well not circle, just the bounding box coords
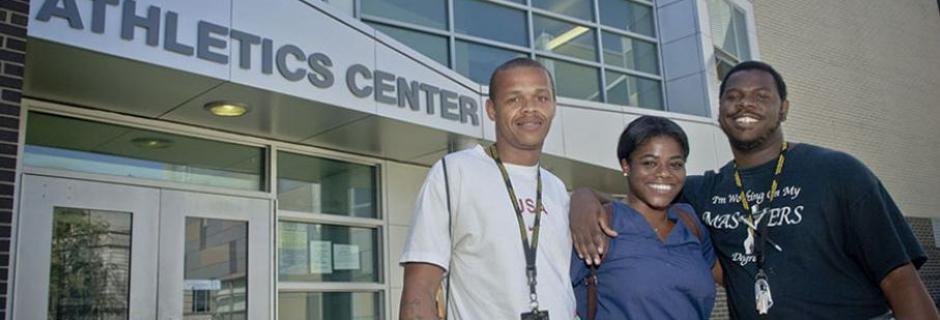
[733,141,788,267]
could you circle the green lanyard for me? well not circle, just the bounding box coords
[487,144,544,313]
[733,141,787,268]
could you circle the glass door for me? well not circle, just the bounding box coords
[14,175,273,319]
[14,175,160,319]
[158,190,272,320]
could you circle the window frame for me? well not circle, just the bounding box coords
[709,0,756,81]
[355,0,668,112]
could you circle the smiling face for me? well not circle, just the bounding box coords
[719,69,789,152]
[486,66,556,154]
[623,135,687,213]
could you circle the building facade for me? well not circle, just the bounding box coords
[0,0,937,319]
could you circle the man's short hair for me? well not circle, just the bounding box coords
[488,57,556,101]
[720,60,788,101]
[617,115,690,163]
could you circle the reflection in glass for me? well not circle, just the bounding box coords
[277,152,377,218]
[24,112,264,191]
[370,22,450,66]
[709,0,735,57]
[709,0,749,61]
[605,70,663,110]
[538,57,601,101]
[599,0,655,37]
[455,0,528,46]
[533,0,594,21]
[184,218,248,319]
[279,292,381,320]
[360,0,447,30]
[455,41,527,84]
[48,207,131,319]
[602,32,659,74]
[732,7,750,60]
[534,15,597,62]
[278,222,379,283]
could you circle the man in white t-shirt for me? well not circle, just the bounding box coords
[399,58,576,320]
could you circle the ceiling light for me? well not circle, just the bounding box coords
[204,101,250,117]
[546,26,589,50]
[131,137,173,149]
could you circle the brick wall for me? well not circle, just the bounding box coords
[0,0,25,318]
[908,217,940,302]
[752,0,940,220]
[709,287,729,319]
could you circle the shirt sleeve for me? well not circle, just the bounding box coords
[679,175,707,214]
[398,159,453,270]
[699,216,717,267]
[838,154,927,284]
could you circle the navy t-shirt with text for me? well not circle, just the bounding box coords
[681,143,925,319]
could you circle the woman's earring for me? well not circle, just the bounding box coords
[622,171,629,177]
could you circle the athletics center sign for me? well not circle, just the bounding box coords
[29,0,484,136]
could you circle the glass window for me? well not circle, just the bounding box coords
[455,40,527,84]
[277,222,379,283]
[48,207,131,319]
[279,292,381,320]
[709,0,750,61]
[24,112,265,191]
[602,31,659,74]
[455,0,528,46]
[533,15,597,62]
[532,0,594,21]
[184,218,248,319]
[732,7,750,60]
[360,0,447,30]
[277,151,378,218]
[605,70,663,110]
[538,57,601,101]
[599,0,655,37]
[715,50,737,81]
[369,22,450,66]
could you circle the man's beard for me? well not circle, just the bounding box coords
[727,121,781,152]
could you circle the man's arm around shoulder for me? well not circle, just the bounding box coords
[400,262,446,320]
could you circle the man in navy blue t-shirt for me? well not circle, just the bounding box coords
[571,61,939,319]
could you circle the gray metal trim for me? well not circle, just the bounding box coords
[593,0,608,102]
[651,0,670,113]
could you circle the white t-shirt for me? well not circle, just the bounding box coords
[400,145,576,320]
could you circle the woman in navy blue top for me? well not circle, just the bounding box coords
[571,116,720,319]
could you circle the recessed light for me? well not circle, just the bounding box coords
[204,101,249,117]
[131,137,173,149]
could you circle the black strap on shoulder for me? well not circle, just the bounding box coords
[441,157,452,320]
[673,205,703,242]
[586,203,614,320]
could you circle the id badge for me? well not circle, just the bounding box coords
[754,270,774,315]
[520,310,549,320]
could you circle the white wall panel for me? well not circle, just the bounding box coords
[561,107,627,170]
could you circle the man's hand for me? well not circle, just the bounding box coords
[880,263,940,320]
[570,187,617,266]
[400,262,446,320]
